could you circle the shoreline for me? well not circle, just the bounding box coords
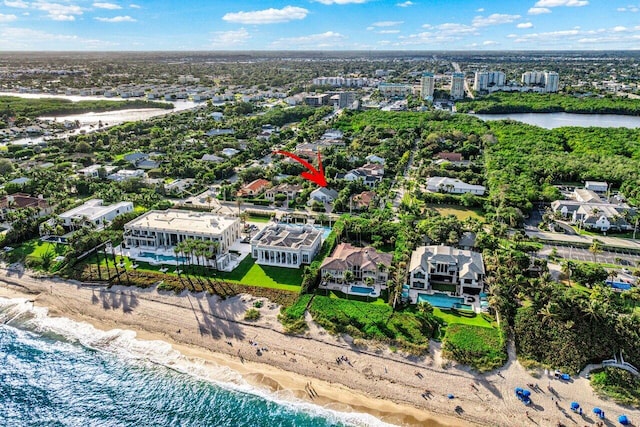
[1,267,637,427]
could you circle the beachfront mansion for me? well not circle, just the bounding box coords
[123,209,241,270]
[408,245,485,299]
[250,224,323,269]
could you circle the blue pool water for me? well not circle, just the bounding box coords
[139,251,187,263]
[417,293,464,309]
[350,286,375,295]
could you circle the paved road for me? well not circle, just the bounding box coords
[539,244,640,267]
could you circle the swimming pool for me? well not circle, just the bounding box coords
[284,224,332,239]
[417,293,464,309]
[350,285,375,295]
[139,251,187,263]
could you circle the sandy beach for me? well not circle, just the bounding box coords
[1,265,637,427]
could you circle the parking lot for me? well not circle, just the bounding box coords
[540,244,640,267]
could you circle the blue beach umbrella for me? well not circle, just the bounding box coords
[447,394,455,399]
[515,387,523,394]
[618,415,629,425]
[522,389,531,397]
[571,402,580,410]
[593,408,602,414]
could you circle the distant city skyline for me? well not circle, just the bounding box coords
[1,0,639,51]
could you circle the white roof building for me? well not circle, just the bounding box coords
[57,199,133,230]
[426,177,485,196]
[251,224,323,269]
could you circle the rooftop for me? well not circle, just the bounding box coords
[251,224,322,249]
[125,209,238,235]
[321,243,392,272]
[60,199,132,221]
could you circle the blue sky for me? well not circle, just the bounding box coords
[1,0,639,50]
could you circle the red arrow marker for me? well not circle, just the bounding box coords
[273,150,327,187]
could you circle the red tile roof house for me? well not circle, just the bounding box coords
[351,191,376,210]
[0,193,52,221]
[237,179,271,197]
[435,152,463,162]
[320,243,392,289]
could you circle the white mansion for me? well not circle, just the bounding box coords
[251,224,323,268]
[123,209,241,270]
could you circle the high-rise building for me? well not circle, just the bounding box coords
[420,72,435,100]
[544,71,559,93]
[450,72,465,100]
[521,71,545,86]
[473,71,505,91]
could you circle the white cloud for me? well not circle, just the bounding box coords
[313,0,367,4]
[378,29,400,34]
[4,0,28,8]
[129,3,140,8]
[396,1,414,6]
[476,8,484,12]
[0,26,117,50]
[0,13,18,22]
[211,28,250,47]
[372,20,403,27]
[222,6,308,24]
[613,25,628,32]
[33,2,84,21]
[517,22,534,28]
[534,0,588,7]
[95,15,135,22]
[617,5,639,12]
[483,40,498,45]
[93,2,121,9]
[528,7,551,14]
[472,13,521,27]
[272,31,346,48]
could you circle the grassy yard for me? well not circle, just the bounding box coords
[428,204,484,220]
[321,289,387,305]
[442,324,507,372]
[7,239,66,263]
[84,253,302,292]
[247,215,272,223]
[433,307,496,328]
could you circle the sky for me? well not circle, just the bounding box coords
[1,0,640,51]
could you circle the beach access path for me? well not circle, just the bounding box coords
[1,265,637,427]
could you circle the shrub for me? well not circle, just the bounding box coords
[253,300,263,308]
[442,324,507,372]
[244,308,260,321]
[591,367,640,407]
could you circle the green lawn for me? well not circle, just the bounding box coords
[7,239,66,263]
[321,289,387,305]
[86,253,302,291]
[247,215,272,223]
[433,307,496,328]
[428,204,484,220]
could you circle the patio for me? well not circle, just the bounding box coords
[318,281,381,298]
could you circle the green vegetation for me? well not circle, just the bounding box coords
[309,295,437,354]
[590,367,640,407]
[430,205,484,221]
[244,308,261,321]
[442,324,507,372]
[7,239,66,271]
[457,92,640,116]
[279,294,313,333]
[0,95,172,119]
[433,308,496,329]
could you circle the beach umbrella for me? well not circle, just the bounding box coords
[447,394,455,399]
[593,408,602,414]
[522,389,531,397]
[618,415,629,425]
[571,402,580,410]
[515,387,523,394]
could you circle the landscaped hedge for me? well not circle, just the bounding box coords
[300,218,343,294]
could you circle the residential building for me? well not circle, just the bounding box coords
[309,187,339,204]
[450,72,465,100]
[420,72,435,100]
[521,71,559,93]
[221,147,240,157]
[0,194,52,222]
[585,181,608,194]
[312,76,368,87]
[304,94,330,106]
[49,199,133,232]
[435,152,463,162]
[107,169,145,182]
[265,183,303,202]
[123,209,240,269]
[378,83,413,98]
[320,243,392,285]
[426,176,485,195]
[237,179,271,197]
[200,154,224,163]
[250,224,323,268]
[473,71,506,92]
[544,71,559,93]
[551,189,634,232]
[339,163,384,187]
[365,154,385,165]
[351,191,376,211]
[409,245,485,297]
[77,164,116,179]
[329,91,357,109]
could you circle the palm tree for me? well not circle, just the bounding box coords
[343,270,355,284]
[589,239,603,263]
[561,260,575,287]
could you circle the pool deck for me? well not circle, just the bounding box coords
[119,245,243,272]
[408,288,482,312]
[318,281,381,298]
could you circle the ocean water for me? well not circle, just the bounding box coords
[0,298,394,427]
